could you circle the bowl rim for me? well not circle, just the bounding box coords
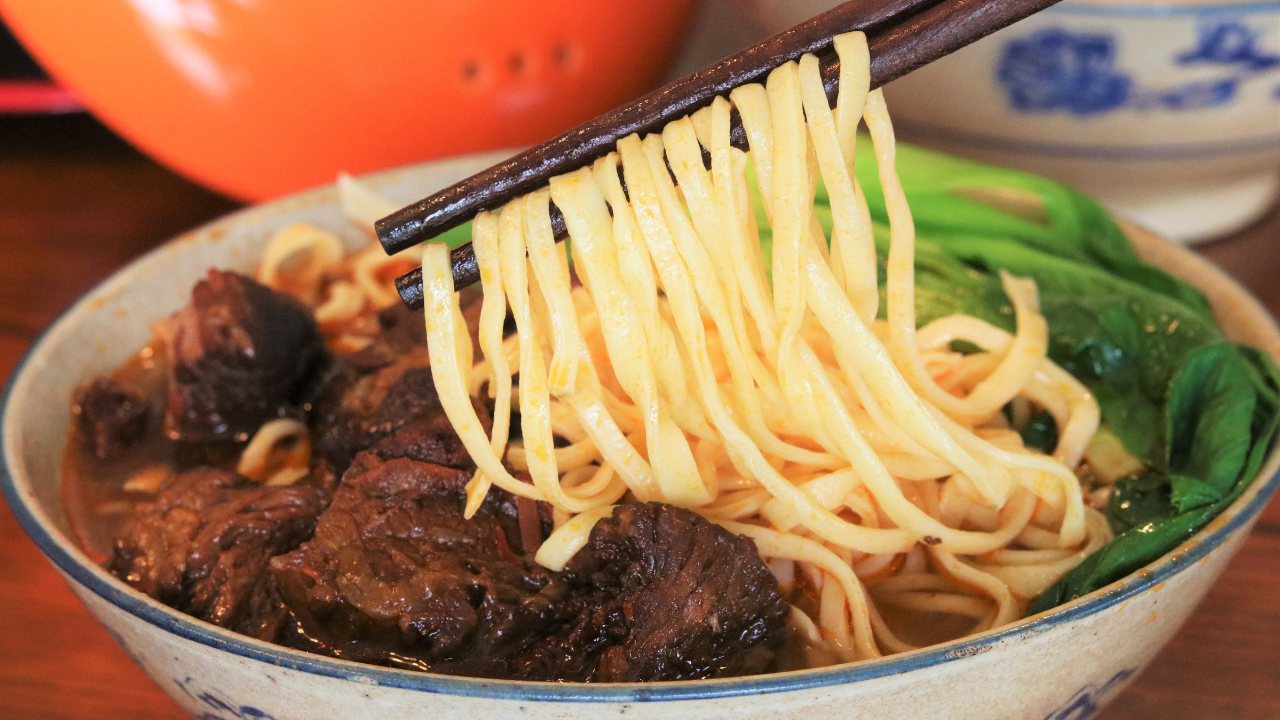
[3,158,1279,704]
[1047,0,1280,18]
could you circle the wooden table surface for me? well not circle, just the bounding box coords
[1,114,1277,720]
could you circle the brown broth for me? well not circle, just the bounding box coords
[876,605,983,648]
[62,340,182,559]
[58,284,980,672]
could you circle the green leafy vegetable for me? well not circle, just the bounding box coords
[927,236,1222,463]
[780,138,1278,612]
[438,221,474,250]
[1165,342,1256,496]
[1106,470,1176,534]
[850,141,1213,320]
[1029,502,1221,613]
[1019,409,1059,455]
[1029,342,1277,611]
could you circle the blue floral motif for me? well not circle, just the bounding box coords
[996,20,1280,115]
[1043,668,1135,720]
[173,676,278,720]
[1152,77,1239,111]
[1177,20,1280,72]
[996,28,1132,115]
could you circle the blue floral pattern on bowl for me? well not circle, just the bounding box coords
[1177,20,1280,72]
[1043,668,1135,720]
[174,676,278,720]
[997,28,1132,115]
[997,19,1280,116]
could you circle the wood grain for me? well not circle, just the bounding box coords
[0,114,235,720]
[0,114,1276,720]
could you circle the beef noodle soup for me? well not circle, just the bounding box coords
[62,32,1279,682]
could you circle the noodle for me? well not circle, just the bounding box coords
[464,211,511,517]
[254,176,424,350]
[237,419,311,487]
[240,31,1110,665]
[412,30,1110,662]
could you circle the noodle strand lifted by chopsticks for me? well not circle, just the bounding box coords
[415,31,1108,663]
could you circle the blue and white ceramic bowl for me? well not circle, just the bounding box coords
[3,153,1279,720]
[881,0,1280,243]
[744,0,1280,242]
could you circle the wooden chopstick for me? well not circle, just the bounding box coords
[377,0,938,255]
[390,0,1064,310]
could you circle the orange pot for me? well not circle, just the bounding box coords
[0,1,698,200]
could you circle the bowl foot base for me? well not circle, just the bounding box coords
[1101,171,1280,245]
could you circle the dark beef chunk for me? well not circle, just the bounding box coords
[109,467,328,641]
[355,411,478,471]
[308,286,491,486]
[169,439,248,472]
[159,270,328,443]
[73,379,150,460]
[345,303,428,371]
[345,289,483,372]
[270,452,565,676]
[514,503,790,682]
[272,450,789,680]
[311,352,485,487]
[110,273,790,679]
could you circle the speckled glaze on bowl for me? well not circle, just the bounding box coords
[3,152,1278,720]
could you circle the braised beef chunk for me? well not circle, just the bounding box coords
[516,503,791,681]
[345,303,428,371]
[109,467,328,641]
[308,287,491,485]
[73,379,150,460]
[160,270,328,443]
[270,453,565,675]
[344,289,483,373]
[273,448,789,680]
[88,269,795,680]
[311,355,485,486]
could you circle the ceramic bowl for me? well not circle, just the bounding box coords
[884,0,1280,244]
[3,152,1279,720]
[742,0,1280,244]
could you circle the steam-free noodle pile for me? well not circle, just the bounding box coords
[245,30,1113,663]
[403,32,1113,663]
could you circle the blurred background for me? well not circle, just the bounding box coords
[0,0,1275,230]
[0,2,1277,718]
